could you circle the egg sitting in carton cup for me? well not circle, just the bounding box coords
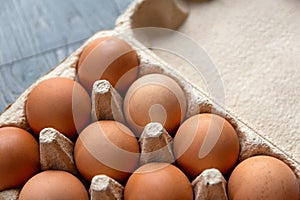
[0,2,300,200]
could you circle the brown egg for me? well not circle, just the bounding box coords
[124,74,187,136]
[26,77,91,140]
[19,170,89,200]
[74,120,140,184]
[124,162,193,200]
[228,155,299,200]
[0,127,39,190]
[77,36,139,94]
[173,113,240,178]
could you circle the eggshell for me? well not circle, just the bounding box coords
[77,36,139,94]
[124,73,187,136]
[228,155,300,200]
[124,162,193,200]
[18,170,89,200]
[0,127,39,191]
[74,120,140,184]
[26,77,91,140]
[173,113,240,178]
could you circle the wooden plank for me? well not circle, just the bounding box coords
[113,0,133,13]
[0,0,120,66]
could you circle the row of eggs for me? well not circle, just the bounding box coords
[0,36,299,199]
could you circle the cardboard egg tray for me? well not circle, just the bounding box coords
[0,0,299,199]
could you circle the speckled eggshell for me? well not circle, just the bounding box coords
[124,162,194,200]
[0,127,40,191]
[74,120,140,184]
[26,77,91,140]
[77,36,139,94]
[123,73,187,136]
[18,170,89,200]
[173,113,240,178]
[228,155,300,200]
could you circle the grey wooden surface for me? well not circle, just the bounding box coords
[0,0,133,113]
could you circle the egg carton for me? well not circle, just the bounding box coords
[0,0,299,199]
